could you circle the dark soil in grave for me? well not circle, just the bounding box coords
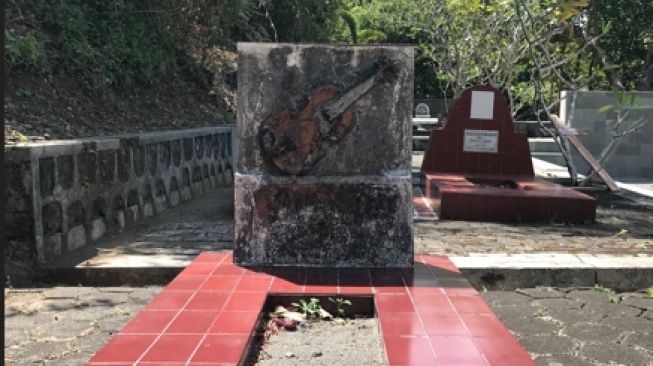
[252,317,386,366]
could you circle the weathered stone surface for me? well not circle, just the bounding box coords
[579,343,650,365]
[235,43,414,267]
[6,128,234,282]
[519,335,577,355]
[237,43,413,176]
[39,157,56,197]
[534,355,594,366]
[234,175,413,266]
[564,322,623,343]
[499,315,561,336]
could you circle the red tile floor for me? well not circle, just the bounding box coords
[88,252,535,365]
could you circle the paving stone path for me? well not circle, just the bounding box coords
[4,287,162,365]
[481,287,653,366]
[5,286,652,365]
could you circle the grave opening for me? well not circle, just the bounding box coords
[244,295,384,365]
[465,177,518,190]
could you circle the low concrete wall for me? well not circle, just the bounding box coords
[560,91,653,179]
[5,126,235,273]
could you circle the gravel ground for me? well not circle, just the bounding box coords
[253,317,386,366]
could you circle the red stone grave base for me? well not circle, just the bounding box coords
[87,252,535,366]
[421,85,596,223]
[425,173,597,223]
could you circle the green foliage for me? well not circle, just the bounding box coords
[533,308,547,318]
[264,0,345,42]
[647,287,653,299]
[328,297,352,318]
[6,0,650,98]
[593,284,621,303]
[7,0,261,89]
[587,0,653,90]
[4,30,47,73]
[27,0,177,88]
[292,297,322,318]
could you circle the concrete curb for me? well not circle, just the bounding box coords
[31,253,653,291]
[452,253,653,291]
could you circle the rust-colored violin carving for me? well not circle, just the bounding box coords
[259,59,402,175]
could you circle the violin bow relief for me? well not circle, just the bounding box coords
[259,58,402,175]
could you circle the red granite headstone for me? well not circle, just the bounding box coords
[422,85,533,177]
[421,85,596,223]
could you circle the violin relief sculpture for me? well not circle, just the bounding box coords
[258,58,402,175]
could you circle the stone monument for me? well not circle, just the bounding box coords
[234,43,414,266]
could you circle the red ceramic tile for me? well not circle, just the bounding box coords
[190,334,249,363]
[222,292,266,312]
[209,311,260,334]
[412,292,455,313]
[146,291,195,310]
[376,293,415,312]
[338,269,373,294]
[213,264,246,276]
[185,291,229,310]
[194,252,228,263]
[407,285,443,295]
[420,313,468,336]
[200,276,241,292]
[304,268,339,294]
[420,255,455,267]
[429,267,464,279]
[270,269,305,293]
[141,334,203,362]
[383,335,437,366]
[166,310,220,333]
[372,269,406,293]
[429,336,486,366]
[121,310,177,334]
[88,334,157,363]
[181,262,219,276]
[474,336,536,365]
[379,312,425,336]
[461,314,509,337]
[235,275,273,292]
[440,279,476,296]
[166,275,206,291]
[449,295,493,314]
[91,254,531,366]
[402,266,438,287]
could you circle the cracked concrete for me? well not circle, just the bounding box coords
[482,287,653,366]
[4,286,162,365]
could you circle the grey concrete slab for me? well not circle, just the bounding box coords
[482,287,653,365]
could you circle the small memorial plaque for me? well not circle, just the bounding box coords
[470,91,495,119]
[463,129,499,153]
[415,103,430,117]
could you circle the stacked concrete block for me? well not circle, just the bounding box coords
[5,126,235,270]
[560,91,653,179]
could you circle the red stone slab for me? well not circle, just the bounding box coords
[87,252,535,366]
[421,85,596,223]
